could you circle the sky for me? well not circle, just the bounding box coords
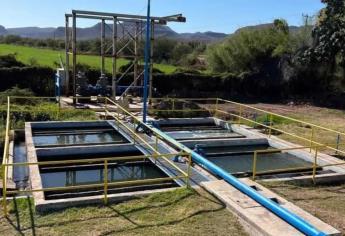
[0,0,324,33]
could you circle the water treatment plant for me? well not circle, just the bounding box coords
[2,3,345,236]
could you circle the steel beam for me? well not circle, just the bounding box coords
[72,9,186,22]
[101,19,105,74]
[65,14,166,25]
[112,17,117,99]
[72,12,77,105]
[65,15,70,95]
[149,19,154,101]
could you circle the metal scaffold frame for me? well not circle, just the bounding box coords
[64,10,186,104]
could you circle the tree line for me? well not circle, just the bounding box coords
[207,0,345,101]
[0,35,207,69]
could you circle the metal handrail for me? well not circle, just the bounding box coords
[215,109,345,156]
[252,145,345,183]
[217,98,345,138]
[104,107,189,178]
[2,97,10,216]
[1,152,189,215]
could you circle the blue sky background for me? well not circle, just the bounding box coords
[0,0,324,33]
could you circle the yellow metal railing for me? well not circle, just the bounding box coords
[1,96,192,217]
[216,98,345,152]
[2,152,190,216]
[146,97,345,158]
[104,98,192,182]
[251,145,345,183]
[2,97,10,216]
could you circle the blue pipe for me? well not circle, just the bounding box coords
[142,0,151,123]
[152,127,327,236]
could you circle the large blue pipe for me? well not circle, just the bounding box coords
[142,0,151,123]
[152,127,327,236]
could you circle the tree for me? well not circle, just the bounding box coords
[207,19,291,74]
[303,0,345,71]
[298,0,345,92]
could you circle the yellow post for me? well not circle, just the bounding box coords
[268,114,273,137]
[238,105,243,125]
[172,99,175,111]
[310,127,315,153]
[252,151,258,181]
[215,98,219,117]
[2,165,7,217]
[105,97,108,112]
[104,160,108,205]
[312,148,318,185]
[186,154,192,188]
[155,136,158,152]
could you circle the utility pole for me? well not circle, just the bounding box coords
[142,0,151,123]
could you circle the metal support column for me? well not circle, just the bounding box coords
[72,12,77,105]
[142,0,151,123]
[149,20,154,101]
[101,19,105,75]
[112,17,118,99]
[65,15,70,95]
[134,21,139,86]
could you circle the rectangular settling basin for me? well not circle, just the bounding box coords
[32,125,128,147]
[202,144,312,176]
[26,121,178,210]
[154,118,317,179]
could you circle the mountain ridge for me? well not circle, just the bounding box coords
[0,23,227,42]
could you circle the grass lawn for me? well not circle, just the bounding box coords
[0,188,247,236]
[261,181,345,234]
[0,44,178,74]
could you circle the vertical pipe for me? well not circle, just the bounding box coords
[149,20,155,101]
[142,0,151,123]
[112,17,118,99]
[72,12,77,105]
[101,19,105,75]
[65,15,70,96]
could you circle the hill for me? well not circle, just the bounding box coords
[0,23,226,42]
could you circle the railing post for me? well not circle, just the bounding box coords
[335,134,340,155]
[2,165,7,217]
[268,114,273,138]
[252,151,258,181]
[172,99,175,112]
[310,127,315,153]
[155,136,158,152]
[312,148,318,185]
[105,97,108,112]
[215,98,219,117]
[186,154,192,188]
[238,105,243,125]
[104,160,108,205]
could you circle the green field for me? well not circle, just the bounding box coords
[0,44,177,74]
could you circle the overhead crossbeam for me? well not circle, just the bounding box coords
[65,13,166,25]
[71,9,186,23]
